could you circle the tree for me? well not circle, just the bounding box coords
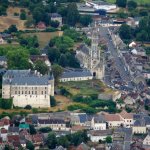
[20,11,27,20]
[79,15,92,26]
[58,54,68,67]
[105,136,112,143]
[50,96,56,107]
[0,98,13,109]
[139,10,148,16]
[7,25,18,33]
[66,3,80,26]
[26,141,35,150]
[52,64,63,84]
[119,24,132,40]
[116,0,127,7]
[127,1,137,9]
[50,20,60,28]
[4,145,12,150]
[57,136,70,148]
[48,48,60,63]
[24,105,32,110]
[29,125,37,135]
[25,16,35,27]
[7,49,31,69]
[39,127,52,133]
[47,132,57,149]
[34,60,49,75]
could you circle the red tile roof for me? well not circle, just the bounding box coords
[104,114,123,121]
[119,110,133,119]
[8,135,20,143]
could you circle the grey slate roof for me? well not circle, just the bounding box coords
[3,70,53,85]
[78,114,88,123]
[78,44,90,56]
[133,114,150,126]
[61,69,92,79]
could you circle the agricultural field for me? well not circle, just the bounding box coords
[22,31,63,48]
[58,79,115,96]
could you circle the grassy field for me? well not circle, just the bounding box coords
[0,16,26,32]
[22,31,63,48]
[58,79,115,96]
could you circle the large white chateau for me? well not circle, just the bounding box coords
[2,70,54,108]
[76,27,104,80]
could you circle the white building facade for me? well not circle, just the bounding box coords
[2,70,54,108]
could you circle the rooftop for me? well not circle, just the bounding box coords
[3,69,53,85]
[61,69,92,79]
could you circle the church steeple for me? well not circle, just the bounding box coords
[90,27,100,69]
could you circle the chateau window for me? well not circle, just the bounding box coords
[15,91,17,94]
[45,87,47,89]
[22,91,23,94]
[35,87,37,90]
[29,91,30,94]
[41,91,43,94]
[45,91,47,94]
[25,91,27,94]
[32,91,33,94]
[18,91,20,94]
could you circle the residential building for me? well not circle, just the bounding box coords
[36,21,46,30]
[143,134,150,147]
[104,113,124,128]
[50,13,62,26]
[0,35,4,44]
[0,56,7,68]
[30,54,51,68]
[132,114,148,134]
[119,110,133,128]
[98,91,121,101]
[2,70,54,108]
[0,128,8,141]
[37,118,70,131]
[88,129,112,142]
[60,69,93,82]
[91,115,106,130]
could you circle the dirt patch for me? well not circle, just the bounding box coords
[22,31,63,48]
[0,16,26,32]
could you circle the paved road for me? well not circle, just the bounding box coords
[99,26,133,89]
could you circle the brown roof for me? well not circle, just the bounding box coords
[119,110,133,119]
[32,134,44,144]
[30,55,49,63]
[8,135,20,143]
[88,129,112,136]
[71,125,87,132]
[104,114,123,121]
[36,21,46,29]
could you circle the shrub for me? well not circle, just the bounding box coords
[24,105,32,110]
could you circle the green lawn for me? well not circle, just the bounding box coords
[58,80,114,96]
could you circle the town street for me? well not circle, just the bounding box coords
[99,26,134,90]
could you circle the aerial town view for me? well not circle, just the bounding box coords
[0,0,150,149]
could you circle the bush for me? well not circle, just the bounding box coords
[50,96,56,107]
[39,127,52,133]
[0,98,13,109]
[24,105,32,110]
